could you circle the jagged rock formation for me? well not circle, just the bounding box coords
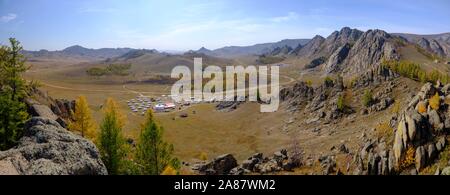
[324,43,351,73]
[354,82,449,175]
[392,83,449,170]
[26,88,75,128]
[340,29,399,75]
[0,117,107,175]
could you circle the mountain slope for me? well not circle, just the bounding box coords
[393,33,450,58]
[197,39,310,58]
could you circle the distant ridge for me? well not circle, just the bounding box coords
[195,39,311,58]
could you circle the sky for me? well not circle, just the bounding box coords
[1,0,450,51]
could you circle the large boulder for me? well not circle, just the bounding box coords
[405,114,417,141]
[198,154,238,175]
[418,83,436,100]
[428,110,444,132]
[442,167,450,175]
[415,146,427,171]
[0,117,107,175]
[393,124,405,165]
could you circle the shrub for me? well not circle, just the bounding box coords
[324,76,334,86]
[198,152,208,161]
[399,147,415,170]
[362,89,374,107]
[337,95,345,111]
[376,122,394,139]
[429,93,441,110]
[161,165,178,175]
[305,80,313,87]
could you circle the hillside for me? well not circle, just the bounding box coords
[392,33,450,58]
[195,39,311,58]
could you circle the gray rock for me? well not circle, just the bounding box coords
[415,146,427,171]
[405,114,417,141]
[0,117,107,175]
[408,95,420,109]
[388,150,395,173]
[428,110,443,132]
[427,144,437,161]
[436,137,446,152]
[393,120,407,163]
[200,154,238,175]
[442,84,450,95]
[419,83,436,100]
[441,167,450,175]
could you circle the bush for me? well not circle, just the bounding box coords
[376,122,394,140]
[305,80,313,87]
[324,76,334,86]
[399,147,415,170]
[198,152,208,161]
[337,95,346,111]
[362,90,374,107]
[0,93,29,150]
[429,93,441,110]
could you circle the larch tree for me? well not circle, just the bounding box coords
[135,110,180,175]
[0,38,29,150]
[98,98,127,175]
[69,96,96,139]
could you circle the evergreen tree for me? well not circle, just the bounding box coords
[98,98,127,175]
[69,96,96,139]
[0,38,29,101]
[136,110,180,175]
[0,38,29,150]
[0,93,29,150]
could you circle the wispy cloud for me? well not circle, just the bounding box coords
[270,12,299,23]
[0,13,17,23]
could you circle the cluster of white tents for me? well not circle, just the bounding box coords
[127,97,153,116]
[127,96,177,115]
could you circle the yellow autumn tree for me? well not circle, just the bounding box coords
[103,98,126,128]
[429,93,441,110]
[161,165,178,175]
[69,96,97,140]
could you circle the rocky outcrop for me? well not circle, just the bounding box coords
[391,82,449,172]
[322,27,363,56]
[342,29,399,76]
[324,43,351,73]
[353,139,396,175]
[192,149,302,175]
[26,88,75,128]
[216,101,243,112]
[0,117,107,175]
[192,154,238,175]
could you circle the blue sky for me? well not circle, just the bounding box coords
[1,0,449,51]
